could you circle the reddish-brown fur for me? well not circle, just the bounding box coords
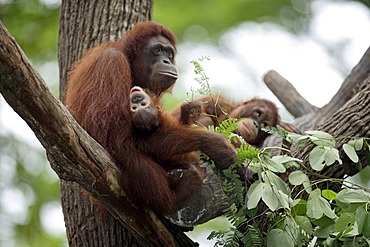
[130,87,239,212]
[131,88,235,169]
[65,22,236,215]
[172,95,299,147]
[172,95,236,127]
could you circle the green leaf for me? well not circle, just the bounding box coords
[217,118,239,139]
[278,190,292,209]
[307,189,337,219]
[255,178,292,211]
[267,229,295,247]
[355,139,364,150]
[287,132,306,143]
[264,157,286,173]
[309,146,342,170]
[335,188,370,210]
[346,166,370,189]
[283,217,300,241]
[247,181,264,209]
[354,138,364,151]
[292,199,307,216]
[322,189,337,201]
[312,216,335,228]
[321,199,337,219]
[348,138,364,151]
[309,146,326,171]
[306,130,336,147]
[271,155,302,164]
[313,224,335,238]
[307,189,323,219]
[330,147,342,165]
[343,143,359,163]
[324,147,338,166]
[356,206,370,238]
[334,212,355,232]
[289,170,308,186]
[295,215,313,235]
[262,184,279,211]
[241,225,262,247]
[262,171,290,195]
[305,130,332,138]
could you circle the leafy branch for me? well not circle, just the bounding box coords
[189,56,211,98]
[213,125,370,247]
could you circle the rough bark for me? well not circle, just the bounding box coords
[296,78,370,189]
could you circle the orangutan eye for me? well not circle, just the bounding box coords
[153,45,163,55]
[167,49,173,59]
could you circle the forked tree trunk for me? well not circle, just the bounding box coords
[263,47,370,170]
[58,1,153,246]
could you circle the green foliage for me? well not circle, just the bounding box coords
[154,0,310,40]
[242,225,263,247]
[0,0,60,63]
[189,56,212,98]
[209,118,238,140]
[211,125,370,246]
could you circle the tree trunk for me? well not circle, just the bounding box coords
[58,1,156,246]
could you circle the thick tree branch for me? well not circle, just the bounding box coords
[262,46,370,150]
[263,70,318,117]
[0,21,196,247]
[322,46,370,116]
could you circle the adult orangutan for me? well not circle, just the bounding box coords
[172,95,299,147]
[65,21,236,215]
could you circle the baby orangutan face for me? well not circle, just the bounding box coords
[130,86,160,132]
